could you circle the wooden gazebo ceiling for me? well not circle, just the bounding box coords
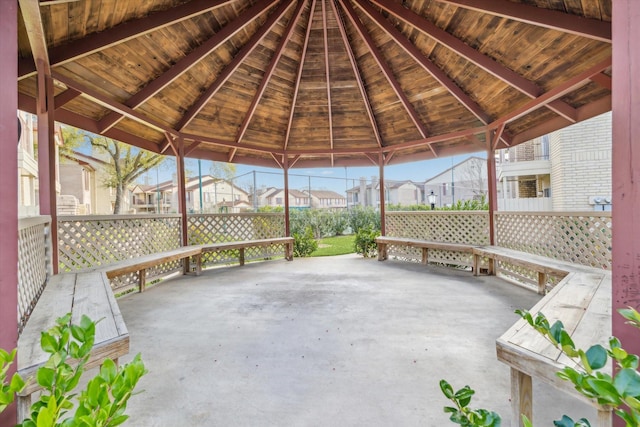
[17,0,612,168]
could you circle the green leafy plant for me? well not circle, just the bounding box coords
[1,348,25,414]
[440,380,501,426]
[441,307,640,426]
[354,226,379,257]
[293,225,318,257]
[10,313,147,427]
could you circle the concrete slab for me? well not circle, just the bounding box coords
[116,254,596,426]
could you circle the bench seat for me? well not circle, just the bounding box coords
[375,236,475,264]
[17,272,129,420]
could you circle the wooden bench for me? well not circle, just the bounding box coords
[201,237,294,265]
[376,236,475,265]
[469,246,612,426]
[94,246,204,293]
[17,271,129,421]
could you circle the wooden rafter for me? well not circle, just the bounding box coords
[339,0,429,139]
[54,88,81,109]
[19,0,50,75]
[98,0,279,133]
[235,0,305,142]
[330,0,383,148]
[184,141,202,156]
[590,72,612,90]
[322,0,334,166]
[284,0,317,150]
[437,0,611,43]
[352,0,490,125]
[371,0,578,123]
[19,0,237,79]
[177,0,295,131]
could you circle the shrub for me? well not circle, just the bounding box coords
[293,226,318,257]
[354,226,379,257]
[348,206,380,233]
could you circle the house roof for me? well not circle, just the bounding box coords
[308,190,346,199]
[17,1,611,169]
[424,156,486,184]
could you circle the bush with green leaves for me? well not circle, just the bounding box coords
[0,314,146,427]
[293,225,318,257]
[347,206,380,234]
[441,307,640,427]
[440,380,501,427]
[354,226,380,258]
[1,349,25,414]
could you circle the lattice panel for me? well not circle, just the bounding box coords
[18,217,50,332]
[58,215,182,274]
[496,212,612,270]
[199,243,288,268]
[187,213,285,245]
[386,244,474,268]
[386,212,490,244]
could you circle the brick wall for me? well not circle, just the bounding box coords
[550,112,611,211]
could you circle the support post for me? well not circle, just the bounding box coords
[0,1,19,423]
[612,7,640,427]
[283,155,290,237]
[510,368,532,427]
[486,136,498,246]
[176,137,188,247]
[37,72,58,273]
[379,153,386,236]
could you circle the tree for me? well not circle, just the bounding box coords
[61,127,165,214]
[210,161,236,181]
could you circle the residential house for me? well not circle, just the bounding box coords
[497,112,611,211]
[258,188,311,209]
[423,156,488,208]
[59,151,128,215]
[346,177,421,207]
[17,111,39,217]
[306,190,346,209]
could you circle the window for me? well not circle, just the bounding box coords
[441,183,447,196]
[276,197,283,205]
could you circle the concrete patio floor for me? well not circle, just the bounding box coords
[115,254,595,426]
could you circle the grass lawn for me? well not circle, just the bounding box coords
[312,235,355,257]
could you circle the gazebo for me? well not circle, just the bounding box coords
[1,0,638,424]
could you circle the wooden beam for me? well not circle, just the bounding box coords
[19,0,50,75]
[235,0,304,142]
[177,0,295,132]
[182,132,285,155]
[99,0,279,132]
[363,152,378,166]
[590,72,613,91]
[270,152,284,168]
[184,141,202,157]
[371,0,578,123]
[283,156,290,236]
[0,1,19,422]
[378,152,386,236]
[437,0,611,43]
[176,138,188,246]
[162,132,178,156]
[322,0,334,152]
[352,0,491,125]
[285,0,317,150]
[54,88,81,109]
[288,155,302,168]
[19,0,237,79]
[331,0,383,148]
[609,0,637,373]
[227,148,238,163]
[339,0,429,138]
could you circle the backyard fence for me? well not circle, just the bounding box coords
[18,216,51,332]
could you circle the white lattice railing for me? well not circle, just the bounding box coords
[188,213,286,267]
[18,216,51,332]
[58,215,183,291]
[494,212,612,288]
[385,212,490,267]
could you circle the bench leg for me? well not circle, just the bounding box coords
[537,272,547,295]
[473,254,479,276]
[421,248,428,265]
[511,368,532,427]
[139,269,146,293]
[18,394,32,423]
[239,248,245,266]
[286,243,293,261]
[377,243,387,261]
[195,254,202,276]
[488,258,495,275]
[597,408,612,427]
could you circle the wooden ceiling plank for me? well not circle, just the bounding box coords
[20,0,238,80]
[19,0,50,75]
[177,0,295,131]
[436,0,611,43]
[373,0,580,123]
[40,0,81,6]
[330,0,384,147]
[322,0,334,152]
[182,132,285,155]
[235,0,305,142]
[352,0,491,124]
[99,0,279,133]
[339,0,429,139]
[52,71,176,134]
[285,0,317,150]
[54,88,81,109]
